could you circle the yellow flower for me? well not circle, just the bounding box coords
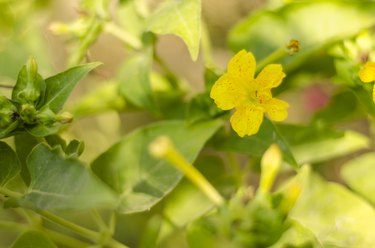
[210,50,289,137]
[358,61,375,103]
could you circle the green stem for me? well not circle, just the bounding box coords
[105,22,142,49]
[150,137,224,206]
[0,187,23,198]
[153,51,179,89]
[201,19,213,67]
[91,210,108,232]
[256,47,287,73]
[0,84,13,89]
[0,220,28,231]
[36,210,99,241]
[41,228,91,248]
[36,210,129,248]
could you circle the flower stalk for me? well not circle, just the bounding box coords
[149,136,224,206]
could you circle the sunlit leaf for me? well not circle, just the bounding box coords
[147,0,201,61]
[43,62,100,113]
[18,143,116,210]
[291,166,375,247]
[290,130,369,164]
[91,119,223,214]
[341,153,375,206]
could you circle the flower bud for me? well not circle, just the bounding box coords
[12,58,45,105]
[20,103,37,124]
[279,180,302,214]
[286,39,300,55]
[56,112,73,124]
[259,144,282,193]
[0,96,18,128]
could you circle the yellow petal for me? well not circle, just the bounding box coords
[265,98,289,121]
[255,64,285,89]
[210,73,246,110]
[373,84,375,103]
[359,62,375,83]
[230,104,263,137]
[228,50,256,82]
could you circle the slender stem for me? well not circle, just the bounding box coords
[36,210,129,248]
[36,210,99,241]
[0,187,23,198]
[91,210,108,232]
[201,19,213,67]
[0,220,29,231]
[105,22,142,49]
[0,84,13,89]
[256,47,287,73]
[150,137,224,206]
[153,52,179,89]
[41,228,91,248]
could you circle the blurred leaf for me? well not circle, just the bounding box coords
[14,133,38,185]
[209,118,298,169]
[270,220,320,248]
[25,122,60,138]
[228,1,375,66]
[291,166,375,247]
[187,93,223,124]
[91,119,223,214]
[139,215,163,248]
[312,90,360,125]
[290,130,369,164]
[18,143,116,210]
[0,141,21,186]
[10,231,56,248]
[65,139,85,158]
[118,48,156,113]
[341,153,375,206]
[43,62,100,113]
[44,134,67,150]
[162,155,229,227]
[147,0,201,61]
[72,81,127,117]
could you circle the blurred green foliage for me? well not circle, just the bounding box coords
[1,0,375,247]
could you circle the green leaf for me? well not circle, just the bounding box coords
[0,141,21,186]
[14,133,39,185]
[290,130,369,164]
[341,153,375,206]
[18,143,116,210]
[25,123,60,138]
[11,231,57,248]
[291,166,375,247]
[91,119,223,214]
[147,0,201,61]
[228,1,375,64]
[118,49,156,113]
[209,118,298,169]
[312,90,360,125]
[43,62,100,113]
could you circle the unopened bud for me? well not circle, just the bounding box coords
[259,144,282,193]
[279,180,302,214]
[0,96,18,128]
[20,104,37,124]
[286,39,300,55]
[56,112,73,124]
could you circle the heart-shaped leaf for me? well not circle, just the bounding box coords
[91,119,223,214]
